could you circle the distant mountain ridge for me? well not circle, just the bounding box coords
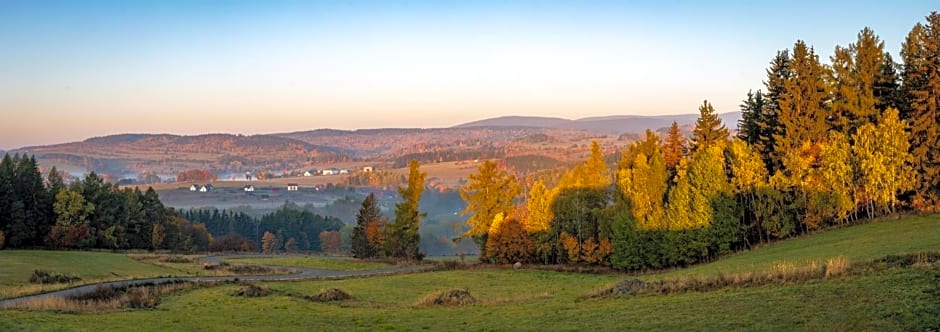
[454,112,742,133]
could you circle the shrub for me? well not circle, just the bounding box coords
[29,270,81,284]
[0,231,5,249]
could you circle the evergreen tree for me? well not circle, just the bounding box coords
[759,50,791,173]
[352,193,383,258]
[901,13,940,205]
[829,27,885,134]
[775,40,830,159]
[874,52,903,113]
[662,121,687,177]
[737,90,765,146]
[386,159,426,260]
[690,100,729,153]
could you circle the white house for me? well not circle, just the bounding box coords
[189,184,199,191]
[287,183,299,191]
[200,184,214,192]
[303,169,317,177]
[243,185,255,192]
[362,166,374,172]
[321,169,336,176]
[339,169,349,175]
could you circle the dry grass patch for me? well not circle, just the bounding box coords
[416,289,476,307]
[310,288,352,302]
[231,284,271,298]
[16,281,202,313]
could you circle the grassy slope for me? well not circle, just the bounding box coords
[1,214,939,330]
[223,256,392,271]
[651,214,940,278]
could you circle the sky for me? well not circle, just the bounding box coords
[0,1,936,149]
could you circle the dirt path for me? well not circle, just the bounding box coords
[0,255,435,309]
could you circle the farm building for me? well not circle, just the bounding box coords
[362,166,373,172]
[243,185,255,192]
[287,183,299,191]
[189,184,199,191]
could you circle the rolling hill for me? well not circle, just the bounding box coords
[454,112,742,134]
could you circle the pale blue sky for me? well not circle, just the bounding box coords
[0,1,936,149]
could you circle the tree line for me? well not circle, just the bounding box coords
[456,12,940,270]
[0,154,211,251]
[181,203,343,253]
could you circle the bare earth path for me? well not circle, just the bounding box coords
[0,255,435,309]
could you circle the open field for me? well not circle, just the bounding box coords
[1,214,939,330]
[0,264,936,330]
[223,256,393,271]
[0,251,182,299]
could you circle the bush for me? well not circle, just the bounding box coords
[0,231,5,249]
[160,255,195,263]
[29,270,81,284]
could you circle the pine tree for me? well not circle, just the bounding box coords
[901,13,940,205]
[690,100,729,153]
[662,122,687,176]
[387,159,426,260]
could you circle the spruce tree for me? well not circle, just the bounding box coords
[901,13,940,203]
[874,52,903,113]
[829,27,885,134]
[737,90,765,146]
[352,193,382,258]
[775,41,830,163]
[690,100,729,153]
[759,50,790,173]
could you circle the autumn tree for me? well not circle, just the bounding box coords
[386,159,426,260]
[690,100,730,152]
[485,213,534,264]
[261,231,278,254]
[901,13,940,207]
[662,121,687,176]
[352,193,384,258]
[617,134,668,230]
[319,231,342,254]
[829,27,885,134]
[524,180,552,233]
[459,160,521,257]
[775,40,830,159]
[853,108,914,216]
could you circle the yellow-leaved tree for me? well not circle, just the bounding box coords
[459,160,521,257]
